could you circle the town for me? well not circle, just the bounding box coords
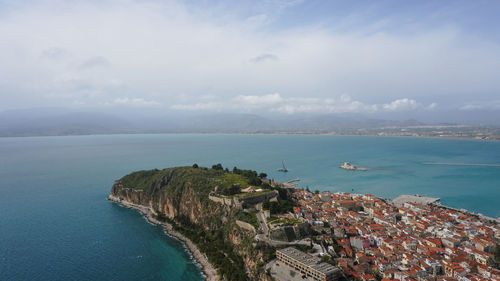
[266,188,500,281]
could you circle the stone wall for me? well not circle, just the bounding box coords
[208,194,227,205]
[269,223,311,242]
[209,190,278,209]
[239,190,278,206]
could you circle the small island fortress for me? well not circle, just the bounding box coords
[109,164,500,281]
[340,162,370,171]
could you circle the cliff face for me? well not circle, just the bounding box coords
[111,182,207,223]
[110,166,274,281]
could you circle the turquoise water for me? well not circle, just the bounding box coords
[1,134,499,280]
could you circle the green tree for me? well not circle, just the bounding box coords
[269,201,280,214]
[212,163,223,170]
[248,176,262,186]
[192,163,199,168]
[262,199,270,210]
[222,184,241,196]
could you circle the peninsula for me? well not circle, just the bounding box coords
[108,165,295,281]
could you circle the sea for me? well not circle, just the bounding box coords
[1,134,499,280]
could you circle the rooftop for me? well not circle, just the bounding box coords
[277,247,340,275]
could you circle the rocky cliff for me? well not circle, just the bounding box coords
[110,166,275,281]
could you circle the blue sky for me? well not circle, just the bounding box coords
[180,0,500,39]
[0,0,499,120]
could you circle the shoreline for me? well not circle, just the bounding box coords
[432,202,500,223]
[337,191,500,222]
[2,132,499,142]
[107,195,219,281]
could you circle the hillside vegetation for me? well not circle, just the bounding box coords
[111,164,283,280]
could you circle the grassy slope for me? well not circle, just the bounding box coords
[117,166,272,280]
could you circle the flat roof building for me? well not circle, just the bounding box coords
[276,247,341,281]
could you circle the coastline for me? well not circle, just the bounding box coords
[432,202,500,223]
[2,132,499,142]
[107,195,219,281]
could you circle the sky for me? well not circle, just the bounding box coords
[0,0,499,121]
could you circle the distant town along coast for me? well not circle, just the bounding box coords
[109,165,500,281]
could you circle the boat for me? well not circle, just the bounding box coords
[278,160,288,172]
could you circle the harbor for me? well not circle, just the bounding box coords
[392,194,440,207]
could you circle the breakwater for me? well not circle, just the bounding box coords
[423,162,500,167]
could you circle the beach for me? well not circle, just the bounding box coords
[107,195,219,281]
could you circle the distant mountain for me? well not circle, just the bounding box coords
[0,109,131,137]
[0,108,427,137]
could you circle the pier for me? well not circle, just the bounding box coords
[281,179,300,189]
[423,162,500,167]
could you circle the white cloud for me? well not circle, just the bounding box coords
[171,94,434,114]
[459,101,500,111]
[460,104,483,110]
[113,97,160,107]
[170,102,222,111]
[381,99,438,112]
[382,98,420,112]
[0,0,498,113]
[427,102,438,110]
[234,93,283,105]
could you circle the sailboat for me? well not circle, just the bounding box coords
[278,160,288,172]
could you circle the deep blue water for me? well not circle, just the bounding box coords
[1,134,499,280]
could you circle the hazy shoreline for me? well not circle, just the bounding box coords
[1,131,499,142]
[107,195,219,281]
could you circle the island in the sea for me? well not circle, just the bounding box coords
[109,165,500,281]
[340,162,370,171]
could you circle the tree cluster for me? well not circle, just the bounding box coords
[212,163,224,170]
[262,196,294,215]
[220,184,242,196]
[232,166,262,186]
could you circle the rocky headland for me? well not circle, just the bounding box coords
[108,166,278,281]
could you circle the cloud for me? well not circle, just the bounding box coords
[382,98,420,112]
[113,97,160,107]
[234,93,282,105]
[460,104,483,111]
[427,102,438,110]
[170,102,222,111]
[459,101,500,110]
[0,0,498,115]
[250,53,279,63]
[78,56,110,70]
[382,99,438,112]
[171,94,434,114]
[40,47,69,60]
